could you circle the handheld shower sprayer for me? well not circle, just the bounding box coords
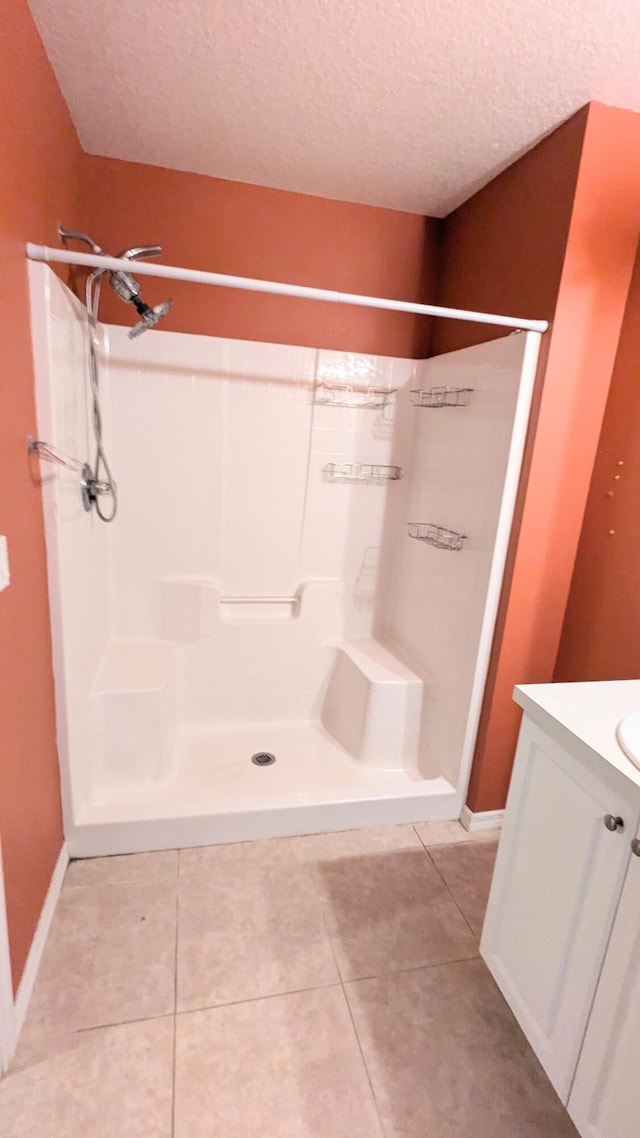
[129,297,174,338]
[57,226,174,522]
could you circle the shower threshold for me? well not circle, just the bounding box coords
[69,721,459,857]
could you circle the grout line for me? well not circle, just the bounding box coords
[413,825,485,935]
[343,953,481,987]
[411,822,432,850]
[64,848,182,890]
[421,846,480,942]
[317,852,391,1138]
[63,877,179,892]
[339,944,486,1136]
[412,825,485,941]
[340,968,388,1136]
[73,1010,175,1034]
[413,822,500,854]
[413,823,455,853]
[423,838,496,851]
[175,980,343,1019]
[309,851,388,1135]
[307,837,481,980]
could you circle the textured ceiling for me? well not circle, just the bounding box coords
[27,0,640,216]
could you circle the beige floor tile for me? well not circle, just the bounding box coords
[429,839,499,935]
[346,959,579,1138]
[65,849,178,887]
[414,819,501,846]
[179,834,306,876]
[1,1017,173,1138]
[177,861,338,1010]
[24,881,177,1036]
[175,987,384,1138]
[312,848,477,980]
[299,823,422,860]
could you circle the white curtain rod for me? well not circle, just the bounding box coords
[25,244,549,333]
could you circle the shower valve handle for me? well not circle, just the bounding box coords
[80,465,115,513]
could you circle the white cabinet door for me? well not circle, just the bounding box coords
[481,717,636,1102]
[568,835,640,1138]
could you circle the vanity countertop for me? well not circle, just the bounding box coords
[514,679,640,800]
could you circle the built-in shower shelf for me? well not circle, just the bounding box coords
[315,383,396,409]
[411,386,473,408]
[407,523,466,551]
[323,463,403,483]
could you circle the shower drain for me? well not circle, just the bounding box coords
[251,751,276,767]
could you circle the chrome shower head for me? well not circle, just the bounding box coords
[128,298,173,338]
[111,244,172,336]
[58,227,173,336]
[109,269,143,304]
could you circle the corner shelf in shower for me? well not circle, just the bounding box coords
[411,386,473,408]
[323,463,403,483]
[407,523,466,551]
[314,383,396,409]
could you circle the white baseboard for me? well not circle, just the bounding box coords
[460,805,504,832]
[1,843,68,1071]
[0,842,69,1071]
[14,843,68,1040]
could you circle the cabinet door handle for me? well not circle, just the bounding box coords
[604,814,625,832]
[631,839,640,857]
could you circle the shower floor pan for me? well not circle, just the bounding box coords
[68,720,458,857]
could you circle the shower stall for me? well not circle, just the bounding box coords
[27,256,541,856]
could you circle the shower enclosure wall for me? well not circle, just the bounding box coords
[29,263,539,855]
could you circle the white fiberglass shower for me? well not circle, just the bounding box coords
[28,259,540,856]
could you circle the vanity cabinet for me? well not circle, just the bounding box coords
[481,715,640,1107]
[567,831,640,1137]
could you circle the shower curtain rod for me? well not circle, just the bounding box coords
[26,244,549,333]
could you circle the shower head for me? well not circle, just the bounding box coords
[110,244,172,333]
[128,297,173,339]
[58,226,173,336]
[107,245,173,336]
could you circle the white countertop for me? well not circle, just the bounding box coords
[514,679,640,796]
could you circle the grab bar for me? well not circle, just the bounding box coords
[220,595,298,605]
[27,435,84,472]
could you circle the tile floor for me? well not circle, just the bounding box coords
[0,821,579,1137]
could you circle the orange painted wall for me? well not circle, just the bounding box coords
[432,109,588,356]
[0,0,81,987]
[78,156,441,358]
[437,104,640,811]
[555,242,640,681]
